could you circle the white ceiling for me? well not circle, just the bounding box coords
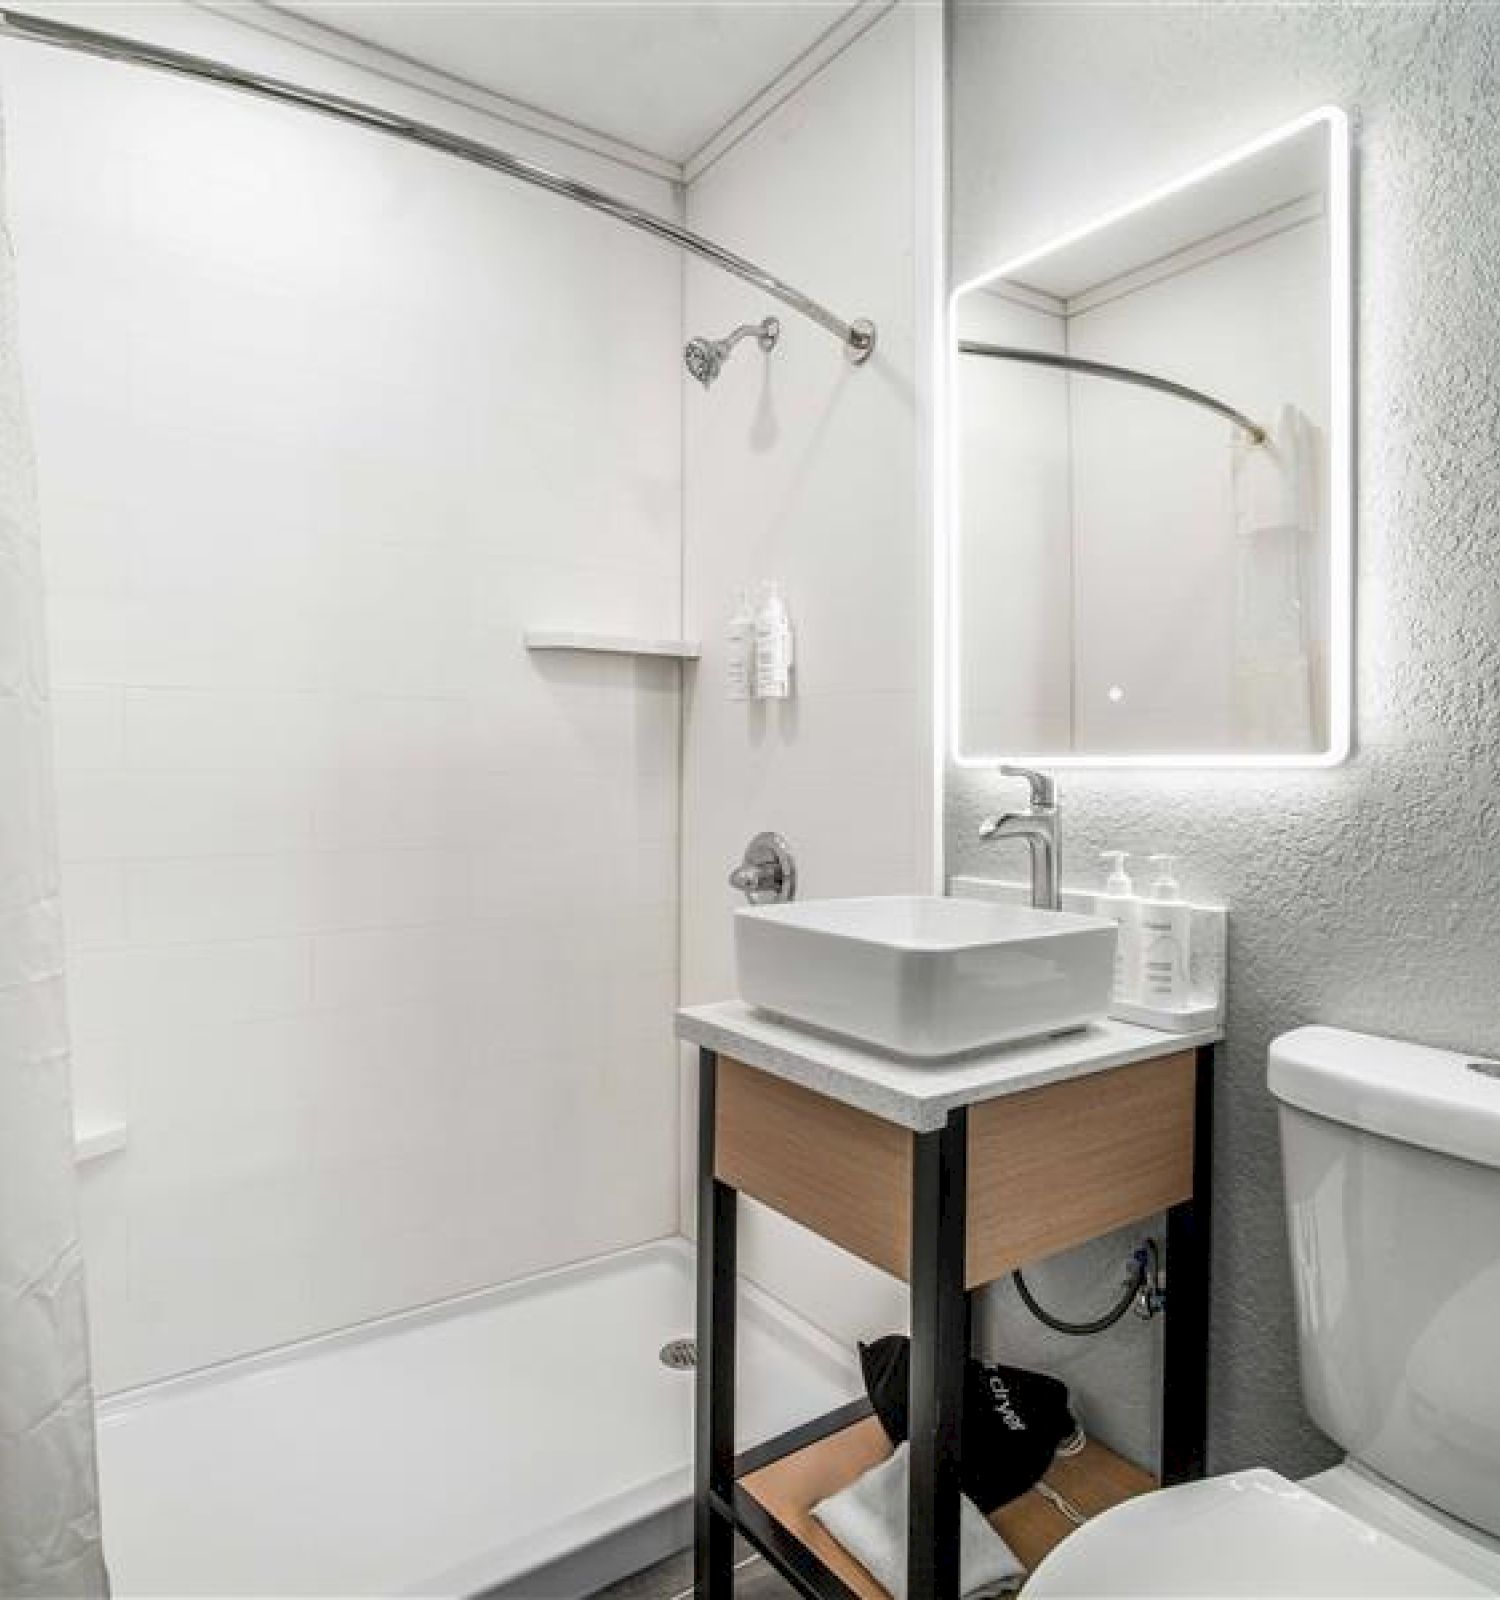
[1010,122,1331,302]
[268,1,866,167]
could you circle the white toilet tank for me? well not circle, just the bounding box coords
[1270,1026,1500,1542]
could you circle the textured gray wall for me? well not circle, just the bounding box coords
[949,0,1500,1479]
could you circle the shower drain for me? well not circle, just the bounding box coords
[659,1338,697,1371]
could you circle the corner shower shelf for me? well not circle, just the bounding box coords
[74,1121,128,1164]
[523,630,701,660]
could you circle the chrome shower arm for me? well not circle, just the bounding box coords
[684,316,780,388]
[0,7,878,366]
[719,319,781,356]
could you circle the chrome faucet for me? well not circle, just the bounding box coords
[979,766,1062,910]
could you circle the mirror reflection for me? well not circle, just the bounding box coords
[952,112,1348,764]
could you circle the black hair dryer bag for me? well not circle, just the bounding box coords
[858,1334,1078,1514]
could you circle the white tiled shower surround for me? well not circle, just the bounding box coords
[6,0,942,1404]
[5,4,683,1391]
[679,2,941,1346]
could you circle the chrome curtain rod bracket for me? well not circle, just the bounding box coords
[0,7,878,367]
[957,341,1266,444]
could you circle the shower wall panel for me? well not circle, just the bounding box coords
[3,7,683,1391]
[678,3,939,1347]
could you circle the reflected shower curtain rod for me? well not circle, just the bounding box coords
[958,341,1266,443]
[0,7,877,365]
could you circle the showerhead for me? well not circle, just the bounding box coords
[684,336,722,388]
[684,316,780,389]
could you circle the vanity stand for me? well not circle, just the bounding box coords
[678,1002,1220,1600]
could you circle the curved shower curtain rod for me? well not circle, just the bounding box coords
[0,7,877,366]
[958,340,1266,443]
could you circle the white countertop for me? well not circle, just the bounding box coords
[676,1001,1221,1132]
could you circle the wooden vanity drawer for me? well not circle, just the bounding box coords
[964,1048,1196,1284]
[714,1056,914,1279]
[714,1049,1196,1288]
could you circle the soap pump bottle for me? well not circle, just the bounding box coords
[727,589,756,701]
[1098,851,1142,1004]
[1139,854,1192,1008]
[754,581,794,700]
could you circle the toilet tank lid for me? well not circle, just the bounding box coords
[1269,1026,1500,1172]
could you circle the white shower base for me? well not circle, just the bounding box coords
[97,1238,861,1598]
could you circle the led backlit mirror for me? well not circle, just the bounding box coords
[950,109,1351,767]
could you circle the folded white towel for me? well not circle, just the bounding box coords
[1230,401,1321,748]
[811,1444,1025,1600]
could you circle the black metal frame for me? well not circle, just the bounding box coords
[693,1043,1215,1600]
[722,1485,866,1600]
[906,1112,968,1600]
[734,1398,875,1480]
[1161,1043,1215,1483]
[696,1049,739,1599]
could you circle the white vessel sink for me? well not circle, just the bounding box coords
[734,895,1116,1060]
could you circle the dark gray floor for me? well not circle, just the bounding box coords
[592,1541,797,1600]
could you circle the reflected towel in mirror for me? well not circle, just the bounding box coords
[1230,402,1321,748]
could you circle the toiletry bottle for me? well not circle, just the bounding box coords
[1098,851,1142,1004]
[1139,855,1192,1008]
[754,581,794,700]
[727,588,756,701]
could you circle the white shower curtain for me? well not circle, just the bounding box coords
[0,101,109,1598]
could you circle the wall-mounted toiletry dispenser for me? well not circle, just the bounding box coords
[728,590,756,700]
[753,582,794,700]
[1097,851,1142,1005]
[1138,856,1193,1008]
[726,582,797,702]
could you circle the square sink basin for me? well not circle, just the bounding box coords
[734,895,1117,1059]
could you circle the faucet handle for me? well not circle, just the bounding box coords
[729,831,796,904]
[998,764,1057,809]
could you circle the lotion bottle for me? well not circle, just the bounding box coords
[1139,854,1192,1007]
[754,581,794,700]
[727,589,755,700]
[1097,851,1142,1004]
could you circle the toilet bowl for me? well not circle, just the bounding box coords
[1028,1027,1500,1597]
[1025,1464,1500,1596]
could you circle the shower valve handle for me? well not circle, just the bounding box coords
[729,832,795,904]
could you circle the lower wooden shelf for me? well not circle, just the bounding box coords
[736,1409,1157,1600]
